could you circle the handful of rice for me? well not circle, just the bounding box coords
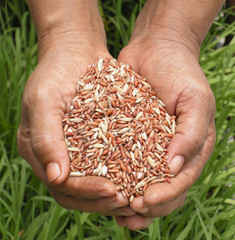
[62,58,176,202]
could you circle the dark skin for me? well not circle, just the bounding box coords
[17,0,224,230]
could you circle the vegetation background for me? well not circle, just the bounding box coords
[0,0,235,239]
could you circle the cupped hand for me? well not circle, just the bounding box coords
[115,36,216,229]
[17,36,135,216]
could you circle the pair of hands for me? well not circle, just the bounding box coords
[17,4,216,230]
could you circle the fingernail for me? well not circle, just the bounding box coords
[169,155,185,175]
[46,163,61,183]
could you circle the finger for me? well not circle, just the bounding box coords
[143,127,215,206]
[121,214,153,230]
[18,124,116,198]
[49,188,135,216]
[129,196,149,214]
[130,190,187,217]
[167,85,215,167]
[18,73,70,185]
[115,216,126,227]
[20,147,117,199]
[169,120,216,177]
[30,113,70,185]
[57,175,117,199]
[25,81,73,185]
[113,206,136,217]
[20,144,116,198]
[132,192,187,218]
[143,162,197,206]
[143,191,187,218]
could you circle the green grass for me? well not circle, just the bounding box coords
[1,1,235,239]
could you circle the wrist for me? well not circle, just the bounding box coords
[129,0,225,57]
[28,0,107,57]
[37,30,107,61]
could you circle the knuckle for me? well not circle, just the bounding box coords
[22,77,57,112]
[17,127,23,156]
[204,87,215,111]
[31,135,54,159]
[185,82,215,109]
[189,136,205,156]
[195,85,215,111]
[22,86,47,110]
[17,125,30,158]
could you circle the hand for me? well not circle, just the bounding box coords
[17,0,136,217]
[115,18,216,230]
[17,32,136,217]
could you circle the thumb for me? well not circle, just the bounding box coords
[30,107,70,185]
[167,90,215,174]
